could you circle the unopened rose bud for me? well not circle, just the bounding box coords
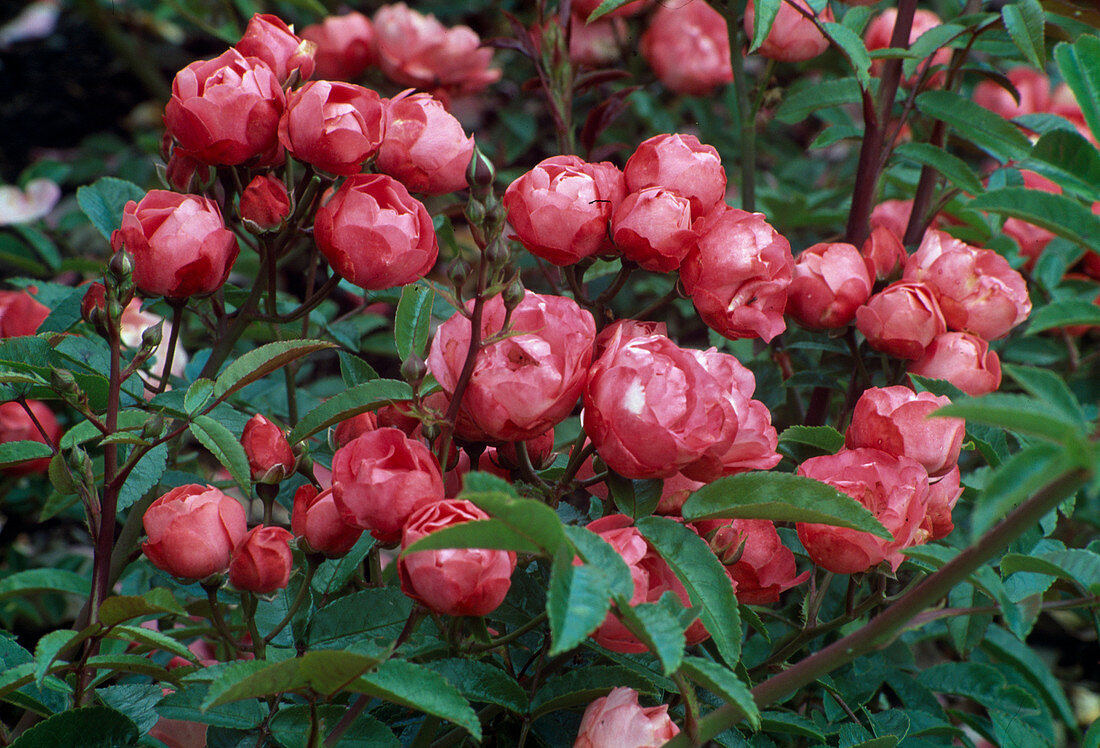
[484,240,509,269]
[228,525,294,594]
[241,414,296,484]
[239,174,291,233]
[50,367,80,399]
[464,198,486,226]
[109,250,133,282]
[448,258,472,285]
[140,321,163,352]
[502,280,525,312]
[401,354,427,387]
[467,146,495,189]
[141,413,166,440]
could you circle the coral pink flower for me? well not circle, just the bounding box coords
[228,525,294,594]
[694,519,810,604]
[300,12,376,81]
[641,0,732,96]
[787,242,873,329]
[278,80,384,176]
[865,8,950,88]
[0,289,48,337]
[239,174,290,231]
[745,0,834,63]
[908,332,1002,396]
[611,186,696,273]
[856,281,947,360]
[574,687,680,748]
[241,414,295,483]
[845,385,964,478]
[377,91,474,195]
[0,400,59,476]
[235,13,315,84]
[623,133,726,220]
[292,485,363,558]
[142,485,248,580]
[973,66,1052,121]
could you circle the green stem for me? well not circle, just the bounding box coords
[204,583,240,658]
[263,560,318,645]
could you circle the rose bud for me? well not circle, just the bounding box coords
[1001,171,1060,267]
[313,174,438,291]
[920,465,962,542]
[572,0,646,21]
[611,186,696,273]
[0,400,60,476]
[574,687,680,748]
[0,288,49,337]
[292,485,363,557]
[908,332,1002,396]
[641,0,732,96]
[331,427,445,543]
[503,155,625,266]
[856,281,947,360]
[787,242,873,330]
[142,484,248,580]
[377,401,421,435]
[241,414,295,483]
[495,428,556,471]
[239,174,290,232]
[376,91,475,195]
[428,291,595,443]
[111,191,239,300]
[399,499,516,616]
[796,448,930,575]
[623,133,726,220]
[373,4,501,98]
[585,515,712,652]
[845,386,964,478]
[119,299,189,380]
[865,8,950,88]
[694,519,810,605]
[301,12,376,81]
[235,13,315,84]
[745,0,834,63]
[569,16,627,68]
[903,230,1031,340]
[973,66,1052,121]
[164,149,207,194]
[333,411,379,449]
[681,206,794,343]
[165,49,285,166]
[229,525,294,594]
[861,225,907,282]
[278,81,384,176]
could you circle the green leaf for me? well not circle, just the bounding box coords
[1001,549,1100,595]
[107,624,196,663]
[0,569,91,602]
[289,379,413,444]
[184,378,215,414]
[530,666,658,718]
[270,706,398,748]
[205,651,383,708]
[99,588,186,626]
[156,685,266,729]
[60,410,147,450]
[352,658,481,740]
[970,443,1075,540]
[84,654,174,680]
[401,518,543,555]
[918,662,1041,715]
[761,711,826,741]
[776,78,863,124]
[682,472,891,539]
[1026,299,1100,334]
[894,142,985,195]
[1003,0,1045,68]
[969,187,1100,254]
[461,470,519,496]
[118,443,168,511]
[1054,35,1100,143]
[425,658,528,714]
[916,90,1032,162]
[395,282,433,361]
[307,588,414,650]
[615,592,687,675]
[824,22,871,88]
[33,630,78,688]
[0,440,52,470]
[1002,364,1087,427]
[778,425,844,453]
[1024,130,1100,201]
[563,525,635,599]
[749,0,781,54]
[679,656,761,730]
[586,0,639,23]
[75,177,145,241]
[338,350,378,387]
[547,549,612,656]
[934,393,1088,445]
[212,339,336,404]
[635,516,741,668]
[9,706,138,748]
[981,626,1076,730]
[189,415,250,494]
[902,23,965,80]
[98,684,163,734]
[462,490,568,555]
[608,473,662,519]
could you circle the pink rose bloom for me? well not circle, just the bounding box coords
[228,525,294,594]
[377,91,475,195]
[694,519,810,605]
[428,291,595,443]
[921,465,962,542]
[300,12,376,81]
[399,499,516,617]
[0,400,59,476]
[908,332,1002,396]
[845,385,964,478]
[504,155,626,266]
[973,67,1052,121]
[870,199,917,240]
[331,427,445,543]
[278,80,384,176]
[292,485,363,558]
[313,174,438,291]
[797,448,930,574]
[856,281,947,360]
[574,687,679,748]
[653,472,707,515]
[641,0,732,96]
[865,8,950,88]
[165,49,285,166]
[142,485,248,580]
[585,515,711,652]
[787,242,873,329]
[904,230,1031,340]
[239,174,290,232]
[373,3,500,98]
[111,191,239,300]
[623,133,726,220]
[569,17,626,68]
[861,225,907,282]
[333,411,379,449]
[593,319,668,359]
[745,0,834,63]
[235,13,315,84]
[0,289,48,337]
[611,186,696,273]
[241,413,295,483]
[681,206,794,343]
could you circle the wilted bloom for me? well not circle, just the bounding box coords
[111,191,239,300]
[292,485,363,558]
[165,49,285,165]
[313,174,438,291]
[694,519,809,604]
[331,427,444,543]
[241,414,295,483]
[787,242,873,329]
[574,687,680,748]
[908,332,1002,396]
[235,13,315,84]
[681,206,794,343]
[278,81,384,176]
[428,291,595,442]
[377,91,475,195]
[611,186,696,273]
[0,288,49,337]
[229,525,294,594]
[142,484,248,580]
[641,0,732,96]
[797,448,930,574]
[865,8,950,88]
[239,174,290,231]
[0,400,59,476]
[856,281,947,360]
[745,0,833,63]
[0,178,60,225]
[399,499,516,616]
[845,386,964,478]
[301,12,376,81]
[504,155,625,266]
[623,133,725,220]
